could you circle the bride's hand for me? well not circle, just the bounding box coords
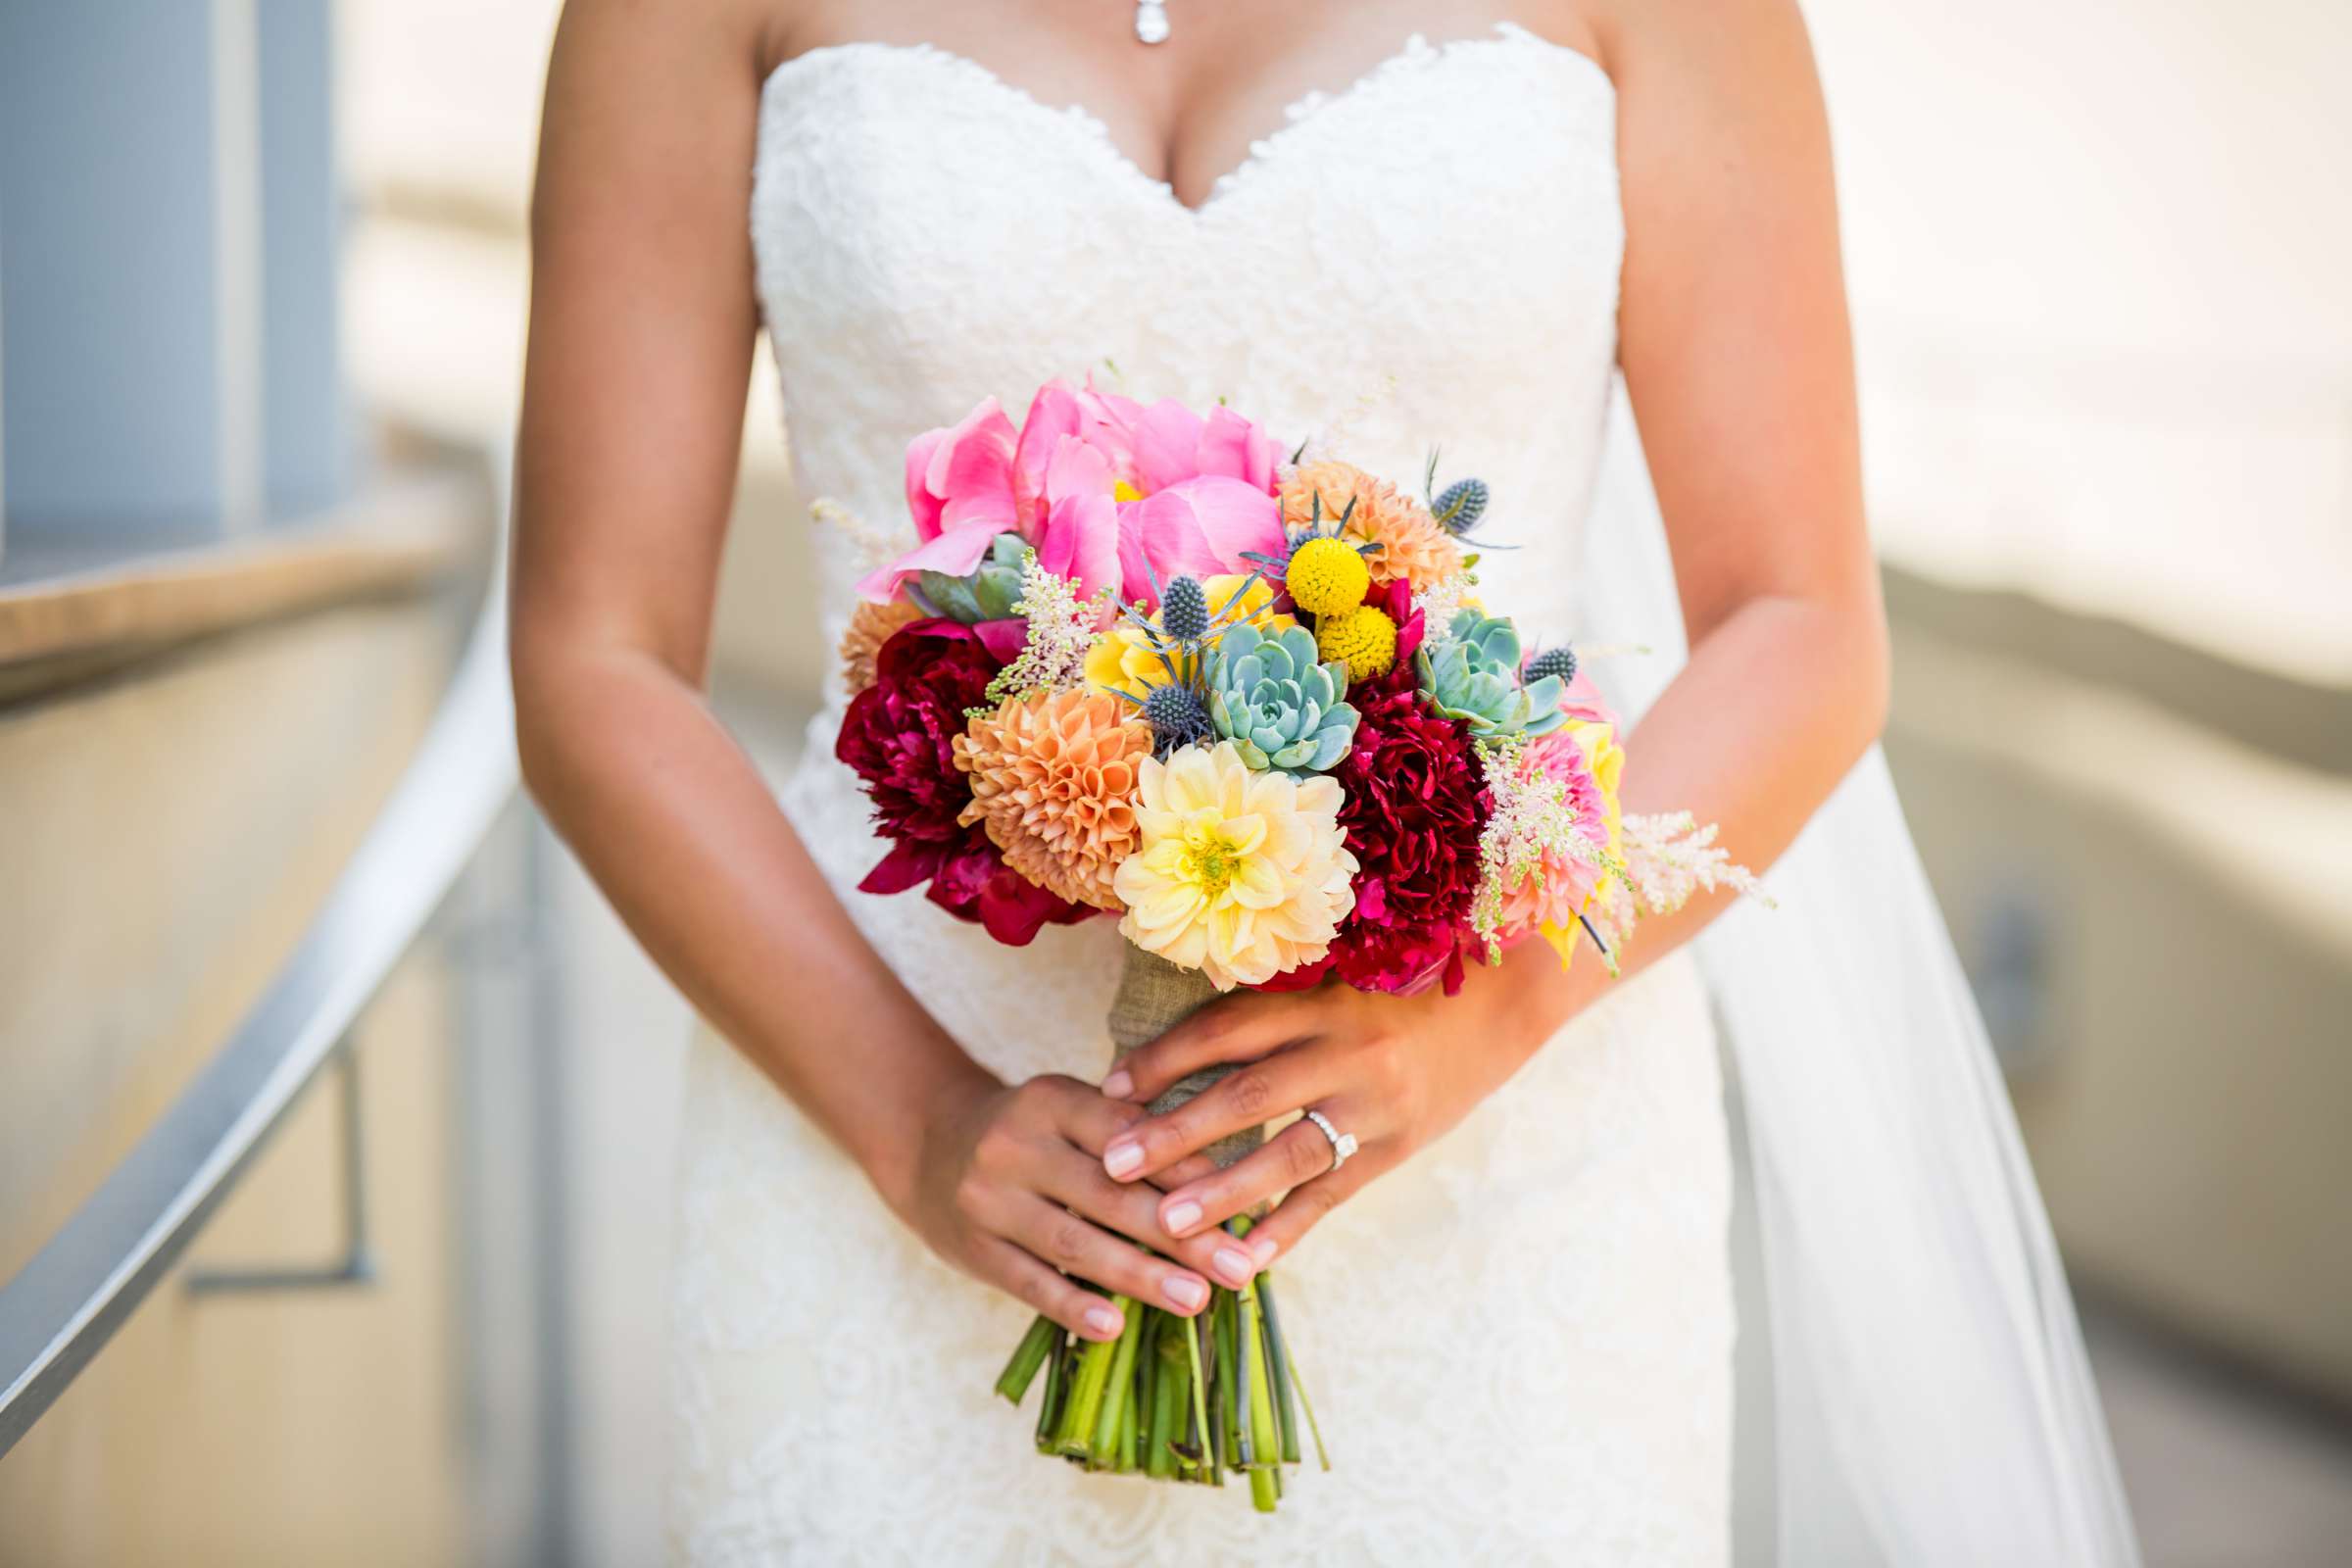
[1096,959,1588,1264]
[898,1073,1266,1343]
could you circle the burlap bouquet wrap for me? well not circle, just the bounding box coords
[1105,947,1264,1171]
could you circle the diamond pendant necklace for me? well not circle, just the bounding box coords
[1134,0,1170,44]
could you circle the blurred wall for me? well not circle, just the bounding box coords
[0,1,350,542]
[1807,0,2352,686]
[0,602,468,1566]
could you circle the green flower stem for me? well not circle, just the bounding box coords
[1228,1216,1299,1467]
[1203,1308,1231,1485]
[1033,1324,1070,1454]
[1147,1321,1185,1481]
[1238,1280,1283,1513]
[996,1311,1059,1404]
[1089,1302,1146,1467]
[1120,1312,1153,1475]
[1276,1287,1333,1473]
[1213,1290,1241,1473]
[1185,1310,1217,1486]
[1054,1299,1128,1458]
[1232,1293,1258,1470]
[990,1262,1321,1504]
[1255,1272,1301,1465]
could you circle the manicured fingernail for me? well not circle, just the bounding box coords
[1084,1304,1122,1340]
[1103,1140,1143,1179]
[1162,1200,1202,1235]
[1212,1247,1255,1287]
[1102,1070,1134,1099]
[1164,1274,1208,1312]
[1250,1239,1278,1267]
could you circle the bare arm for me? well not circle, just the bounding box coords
[1102,0,1887,1258]
[512,0,1235,1338]
[1604,0,1886,928]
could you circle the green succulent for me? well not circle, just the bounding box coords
[910,533,1026,623]
[1204,623,1359,774]
[1415,609,1569,739]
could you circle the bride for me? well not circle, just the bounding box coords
[509,0,2140,1561]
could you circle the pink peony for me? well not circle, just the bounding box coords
[858,381,1284,612]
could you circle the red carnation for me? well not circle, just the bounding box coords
[835,618,1088,944]
[1285,674,1486,995]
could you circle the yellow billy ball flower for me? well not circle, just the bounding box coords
[1315,604,1399,683]
[1284,537,1370,617]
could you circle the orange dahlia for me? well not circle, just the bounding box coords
[954,689,1153,909]
[1278,460,1463,593]
[840,598,927,697]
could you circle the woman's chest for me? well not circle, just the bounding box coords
[748,27,1625,433]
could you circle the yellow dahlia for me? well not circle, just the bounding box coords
[1113,741,1358,991]
[1280,460,1464,592]
[1083,574,1295,698]
[955,689,1152,910]
[840,597,926,697]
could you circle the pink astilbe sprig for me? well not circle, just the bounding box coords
[1468,736,1623,965]
[1588,810,1773,955]
[982,550,1112,707]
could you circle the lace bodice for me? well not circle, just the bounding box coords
[751,24,1623,723]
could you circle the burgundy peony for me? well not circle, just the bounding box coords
[835,618,1088,944]
[1268,671,1486,995]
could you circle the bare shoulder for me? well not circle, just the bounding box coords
[533,0,787,237]
[544,0,781,97]
[1562,0,1823,103]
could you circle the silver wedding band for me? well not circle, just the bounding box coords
[1303,1109,1357,1172]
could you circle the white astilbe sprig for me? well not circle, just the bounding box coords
[1411,570,1483,646]
[1468,737,1621,965]
[808,496,904,571]
[983,550,1111,706]
[1602,812,1773,948]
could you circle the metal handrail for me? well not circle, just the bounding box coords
[0,591,518,1456]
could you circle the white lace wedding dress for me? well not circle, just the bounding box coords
[665,24,1736,1565]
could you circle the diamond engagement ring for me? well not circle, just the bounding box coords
[1303,1109,1357,1172]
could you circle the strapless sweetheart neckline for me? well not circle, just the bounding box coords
[760,21,1614,220]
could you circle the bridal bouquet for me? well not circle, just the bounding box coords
[827,379,1757,1510]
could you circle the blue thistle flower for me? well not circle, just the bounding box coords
[1524,644,1578,687]
[1159,575,1210,645]
[1140,682,1215,757]
[1432,477,1490,535]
